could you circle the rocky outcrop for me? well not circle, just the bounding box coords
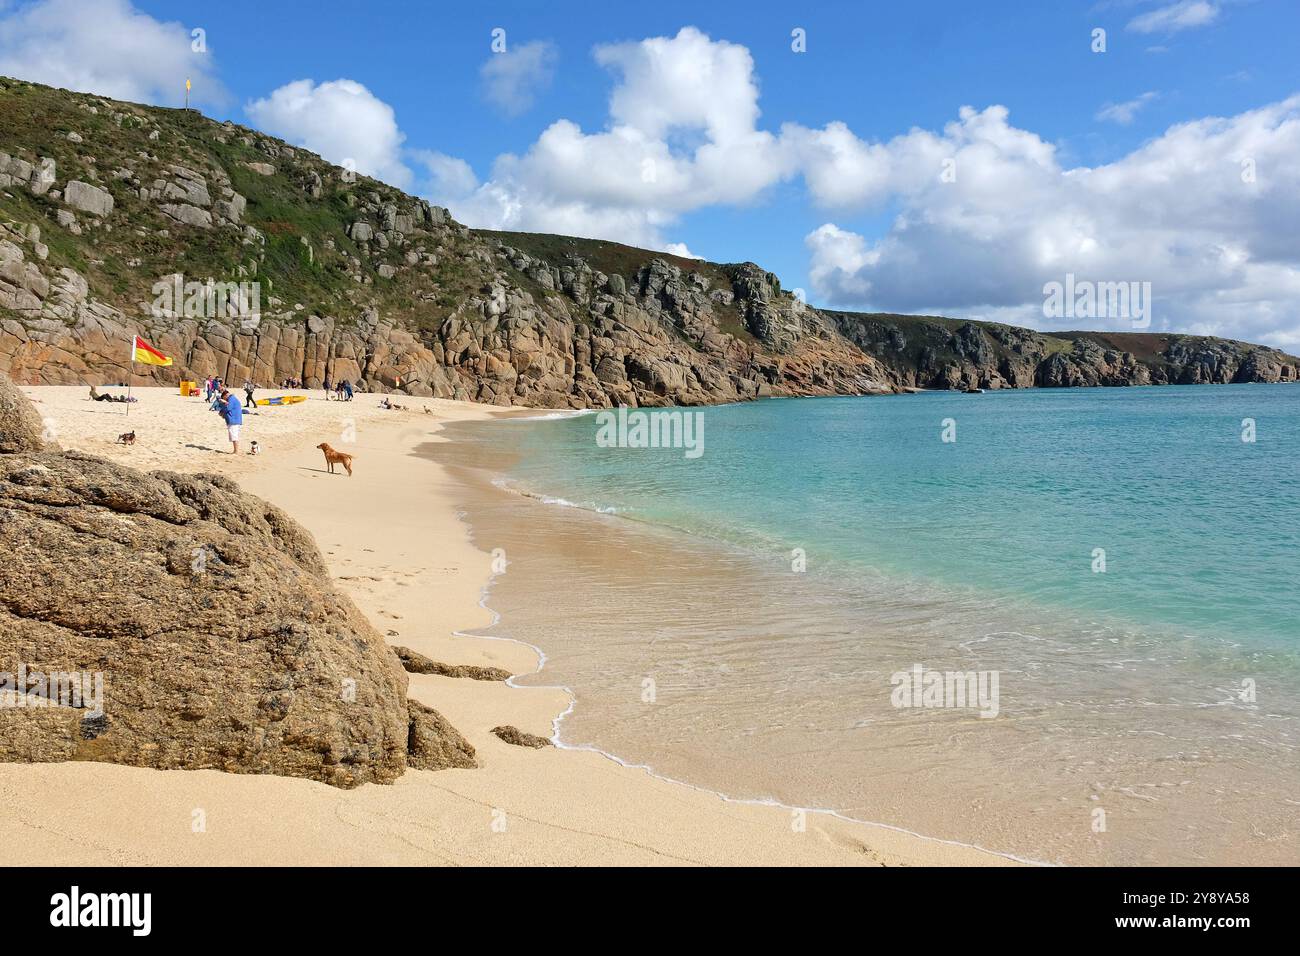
[0,223,893,406]
[491,725,553,749]
[0,376,474,787]
[159,202,212,229]
[0,151,55,193]
[1,232,49,317]
[63,181,114,218]
[424,253,890,407]
[831,314,1300,392]
[0,372,49,452]
[408,701,477,770]
[1033,340,1152,388]
[393,645,512,681]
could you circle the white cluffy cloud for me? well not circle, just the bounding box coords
[0,0,223,106]
[802,96,1300,348]
[436,27,794,252]
[412,149,477,199]
[238,30,757,256]
[246,78,412,189]
[1096,91,1159,125]
[480,40,556,116]
[1127,1,1221,34]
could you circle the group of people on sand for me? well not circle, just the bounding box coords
[92,372,383,456]
[272,375,354,402]
[323,376,354,401]
[205,374,359,452]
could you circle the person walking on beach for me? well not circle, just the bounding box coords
[216,388,244,455]
[243,380,257,414]
[204,376,214,401]
[323,375,333,401]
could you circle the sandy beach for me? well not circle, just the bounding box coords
[0,384,1013,865]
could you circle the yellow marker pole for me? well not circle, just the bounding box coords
[185,77,191,110]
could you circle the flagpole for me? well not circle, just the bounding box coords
[127,335,133,418]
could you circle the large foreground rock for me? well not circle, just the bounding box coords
[0,373,49,452]
[0,378,474,787]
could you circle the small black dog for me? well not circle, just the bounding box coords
[116,431,136,446]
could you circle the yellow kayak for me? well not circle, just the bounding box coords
[255,395,308,407]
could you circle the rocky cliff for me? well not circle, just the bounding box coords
[0,77,891,407]
[0,373,475,786]
[828,313,1299,391]
[1,76,1295,404]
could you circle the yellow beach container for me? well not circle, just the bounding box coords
[180,380,196,396]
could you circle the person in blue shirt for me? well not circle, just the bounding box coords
[216,388,244,455]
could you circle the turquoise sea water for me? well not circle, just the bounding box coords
[500,385,1300,651]
[453,383,1300,864]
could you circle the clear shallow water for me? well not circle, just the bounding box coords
[438,385,1300,865]
[492,387,1300,651]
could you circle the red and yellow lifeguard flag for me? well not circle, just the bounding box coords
[131,335,173,367]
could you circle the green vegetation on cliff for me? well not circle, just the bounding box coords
[2,76,1296,404]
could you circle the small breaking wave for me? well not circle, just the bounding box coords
[491,476,621,514]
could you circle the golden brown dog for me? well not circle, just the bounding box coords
[316,442,353,476]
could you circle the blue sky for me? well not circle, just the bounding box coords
[2,0,1298,345]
